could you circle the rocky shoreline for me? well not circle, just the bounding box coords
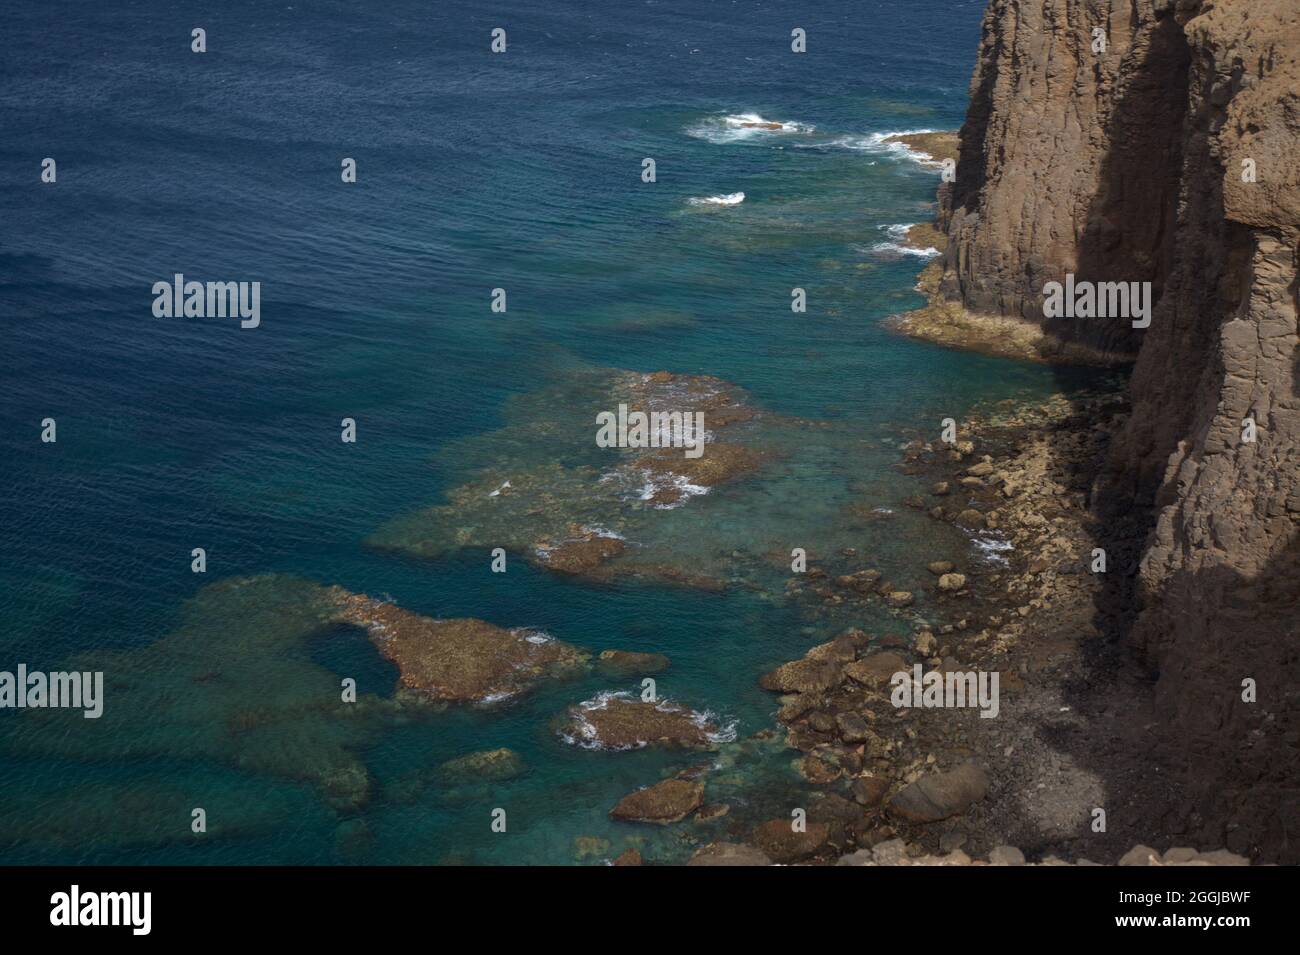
[862,0,1300,865]
[655,387,1257,866]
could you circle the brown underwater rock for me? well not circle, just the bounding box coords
[633,443,767,507]
[534,530,626,574]
[438,748,526,783]
[596,649,671,677]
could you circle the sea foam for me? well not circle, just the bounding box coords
[687,191,745,206]
[686,112,814,144]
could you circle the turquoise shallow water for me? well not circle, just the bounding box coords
[0,0,1094,864]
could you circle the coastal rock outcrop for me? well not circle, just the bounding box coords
[897,0,1299,861]
[330,589,589,704]
[557,693,724,750]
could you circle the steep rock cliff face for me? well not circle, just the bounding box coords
[1106,0,1300,859]
[940,0,1190,359]
[938,0,1299,858]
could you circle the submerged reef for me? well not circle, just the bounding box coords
[367,367,784,587]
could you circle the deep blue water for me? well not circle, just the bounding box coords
[0,0,1080,864]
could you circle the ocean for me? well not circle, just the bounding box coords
[0,0,1084,864]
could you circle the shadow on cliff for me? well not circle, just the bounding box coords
[1032,15,1300,862]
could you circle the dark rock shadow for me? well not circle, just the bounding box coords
[1037,10,1300,862]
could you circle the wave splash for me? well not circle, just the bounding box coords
[687,191,745,207]
[866,223,942,258]
[686,112,815,144]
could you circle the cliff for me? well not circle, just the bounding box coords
[920,0,1300,860]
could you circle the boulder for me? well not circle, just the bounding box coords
[843,651,908,688]
[850,774,890,808]
[800,753,842,785]
[610,778,705,824]
[988,845,1025,866]
[1118,845,1161,866]
[759,658,842,694]
[835,711,873,743]
[1196,849,1250,866]
[751,818,831,864]
[559,694,718,750]
[805,636,859,663]
[870,838,909,865]
[687,842,772,866]
[937,573,967,592]
[887,762,990,822]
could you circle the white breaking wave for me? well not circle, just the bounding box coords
[868,223,941,258]
[687,191,745,206]
[794,128,945,168]
[973,536,1014,566]
[512,627,554,645]
[686,111,815,144]
[637,470,711,509]
[598,466,710,509]
[557,691,738,750]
